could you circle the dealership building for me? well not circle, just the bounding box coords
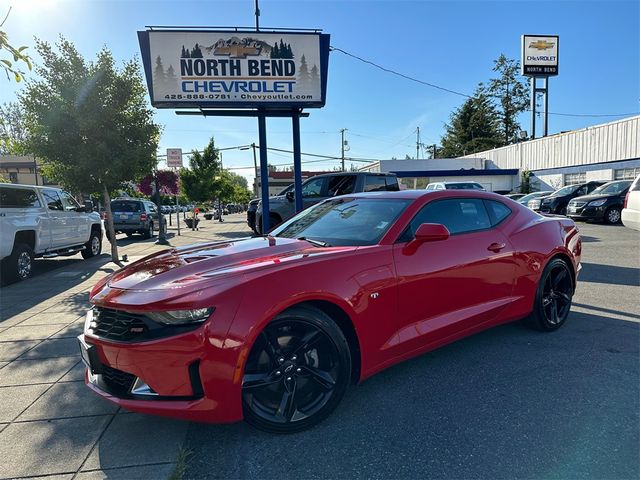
[360,115,640,192]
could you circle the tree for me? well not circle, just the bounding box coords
[484,54,529,145]
[439,88,502,157]
[138,170,179,197]
[180,138,221,227]
[20,37,161,265]
[0,101,29,154]
[297,55,310,90]
[0,8,32,82]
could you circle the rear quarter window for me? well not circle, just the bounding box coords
[484,200,512,226]
[0,187,42,208]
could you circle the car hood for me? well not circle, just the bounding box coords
[571,193,619,203]
[105,236,354,291]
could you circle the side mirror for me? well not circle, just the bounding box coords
[285,191,294,202]
[83,200,94,212]
[414,223,450,243]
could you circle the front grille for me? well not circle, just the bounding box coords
[101,365,136,395]
[90,307,148,341]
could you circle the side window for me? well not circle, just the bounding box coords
[326,175,356,196]
[147,202,157,213]
[425,184,435,190]
[402,198,492,239]
[0,187,41,208]
[437,185,445,190]
[385,177,400,191]
[301,177,325,198]
[42,189,63,211]
[364,175,387,192]
[485,200,512,226]
[575,186,587,196]
[59,191,80,211]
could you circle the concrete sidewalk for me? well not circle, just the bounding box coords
[0,214,252,479]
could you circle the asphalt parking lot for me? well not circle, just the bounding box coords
[183,221,639,480]
[0,218,638,479]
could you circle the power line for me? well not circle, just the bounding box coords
[330,45,640,119]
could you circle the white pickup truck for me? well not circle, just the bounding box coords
[0,183,103,284]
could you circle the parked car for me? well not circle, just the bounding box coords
[0,183,102,283]
[622,174,640,231]
[538,181,605,215]
[79,190,581,433]
[247,184,293,234]
[255,172,400,233]
[504,193,526,200]
[518,191,552,208]
[109,199,162,240]
[566,180,632,224]
[425,181,485,191]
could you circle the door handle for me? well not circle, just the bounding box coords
[487,242,506,253]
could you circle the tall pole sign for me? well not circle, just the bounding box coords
[521,35,559,139]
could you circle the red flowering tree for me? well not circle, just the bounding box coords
[137,170,179,196]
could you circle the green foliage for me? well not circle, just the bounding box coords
[439,88,502,157]
[0,172,9,183]
[20,37,161,195]
[520,170,532,194]
[0,101,29,154]
[484,54,530,144]
[0,8,32,82]
[180,137,221,203]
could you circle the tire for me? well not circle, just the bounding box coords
[81,230,102,259]
[142,222,154,239]
[269,214,282,232]
[242,305,351,433]
[525,258,574,331]
[604,206,621,224]
[558,206,568,216]
[3,243,34,284]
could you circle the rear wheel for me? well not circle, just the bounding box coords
[604,206,621,224]
[525,258,574,331]
[142,222,154,239]
[242,305,351,433]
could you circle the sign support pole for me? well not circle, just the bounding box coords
[530,77,536,139]
[258,113,270,234]
[292,112,303,213]
[542,77,549,137]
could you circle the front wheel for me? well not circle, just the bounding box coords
[525,258,574,331]
[604,207,621,224]
[242,305,351,433]
[2,243,34,284]
[81,230,102,259]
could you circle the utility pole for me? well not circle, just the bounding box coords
[340,128,347,172]
[251,143,258,196]
[416,127,420,159]
[432,144,437,159]
[254,0,260,30]
[218,151,223,222]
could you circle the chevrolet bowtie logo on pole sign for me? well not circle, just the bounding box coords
[137,30,330,109]
[521,34,559,76]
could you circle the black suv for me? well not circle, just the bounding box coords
[110,199,163,240]
[567,180,632,224]
[253,172,400,234]
[539,181,605,215]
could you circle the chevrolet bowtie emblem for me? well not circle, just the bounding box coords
[529,40,555,50]
[214,44,260,58]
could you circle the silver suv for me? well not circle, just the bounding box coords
[255,172,400,233]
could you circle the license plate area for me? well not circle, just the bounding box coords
[78,336,103,374]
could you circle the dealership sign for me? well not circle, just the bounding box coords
[138,30,330,109]
[521,35,559,76]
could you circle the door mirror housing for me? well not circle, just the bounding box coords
[414,223,450,242]
[285,191,295,202]
[83,200,94,213]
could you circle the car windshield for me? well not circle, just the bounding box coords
[591,181,632,194]
[272,197,410,246]
[111,201,142,212]
[553,185,580,196]
[445,183,482,189]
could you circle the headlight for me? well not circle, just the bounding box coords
[588,199,607,207]
[84,308,95,332]
[146,308,214,325]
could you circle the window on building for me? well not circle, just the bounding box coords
[8,172,18,184]
[564,172,586,185]
[614,168,640,180]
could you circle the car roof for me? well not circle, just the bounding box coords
[345,189,508,201]
[0,183,51,190]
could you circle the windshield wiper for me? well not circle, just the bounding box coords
[297,237,331,247]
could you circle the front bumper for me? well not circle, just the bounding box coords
[566,205,606,221]
[78,326,245,423]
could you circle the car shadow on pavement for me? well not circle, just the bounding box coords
[578,262,640,287]
[183,311,639,480]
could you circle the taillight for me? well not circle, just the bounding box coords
[140,213,148,221]
[623,192,629,209]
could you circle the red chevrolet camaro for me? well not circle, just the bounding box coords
[79,190,581,433]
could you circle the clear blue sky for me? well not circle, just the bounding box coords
[2,0,639,186]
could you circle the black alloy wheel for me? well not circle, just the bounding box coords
[605,207,621,224]
[526,258,574,331]
[242,305,351,433]
[142,222,154,239]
